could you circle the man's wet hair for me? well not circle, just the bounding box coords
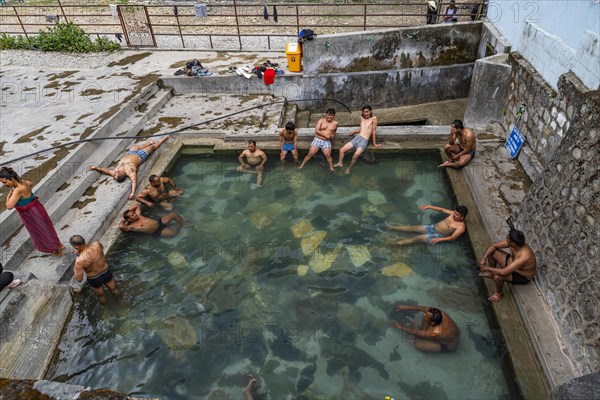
[455,205,468,217]
[361,105,372,112]
[115,173,126,183]
[453,119,464,129]
[428,308,443,325]
[285,122,296,130]
[123,210,132,222]
[326,108,336,115]
[508,229,526,247]
[248,140,256,146]
[149,174,159,182]
[69,235,86,247]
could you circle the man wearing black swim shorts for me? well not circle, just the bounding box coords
[70,235,122,306]
[119,203,190,238]
[479,229,537,302]
[438,120,477,169]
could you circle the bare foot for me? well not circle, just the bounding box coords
[479,271,493,278]
[385,222,397,230]
[438,161,450,168]
[297,164,304,170]
[242,375,257,400]
[345,168,351,175]
[329,165,335,172]
[183,221,194,227]
[488,292,503,302]
[52,245,65,256]
[333,163,343,168]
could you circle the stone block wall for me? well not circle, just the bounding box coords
[504,53,583,168]
[515,75,600,375]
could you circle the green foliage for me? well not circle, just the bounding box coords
[0,23,121,53]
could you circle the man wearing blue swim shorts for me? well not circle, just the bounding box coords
[334,105,382,175]
[298,108,338,171]
[89,136,169,200]
[279,121,299,163]
[386,205,468,246]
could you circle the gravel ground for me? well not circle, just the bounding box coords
[0,49,126,69]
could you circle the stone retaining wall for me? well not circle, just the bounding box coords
[503,54,584,169]
[514,74,600,375]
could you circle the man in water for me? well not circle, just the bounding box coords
[237,140,268,187]
[119,203,189,237]
[279,122,299,163]
[391,304,460,352]
[298,108,338,172]
[136,174,184,211]
[334,105,382,175]
[69,235,122,306]
[479,229,537,302]
[386,205,468,245]
[89,136,169,200]
[438,120,476,168]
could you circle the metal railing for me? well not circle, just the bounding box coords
[0,1,486,50]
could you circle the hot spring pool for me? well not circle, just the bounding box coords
[48,151,520,399]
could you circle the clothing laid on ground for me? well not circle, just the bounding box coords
[153,219,168,237]
[15,195,62,254]
[87,267,114,288]
[194,3,208,18]
[351,135,369,150]
[425,224,444,243]
[311,137,332,149]
[128,149,148,163]
[0,265,14,291]
[282,143,295,152]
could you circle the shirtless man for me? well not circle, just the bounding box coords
[298,108,338,172]
[237,140,268,187]
[386,205,468,246]
[334,105,382,175]
[89,136,169,200]
[479,229,537,302]
[119,203,189,238]
[69,235,122,306]
[438,120,476,168]
[391,304,460,353]
[136,175,184,211]
[279,122,299,163]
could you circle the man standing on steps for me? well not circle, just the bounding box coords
[89,136,169,200]
[70,235,122,306]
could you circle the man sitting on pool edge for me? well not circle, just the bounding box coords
[119,203,190,237]
[391,304,460,352]
[386,205,468,245]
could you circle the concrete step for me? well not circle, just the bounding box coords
[0,279,73,379]
[0,86,173,274]
[296,110,311,128]
[281,102,298,128]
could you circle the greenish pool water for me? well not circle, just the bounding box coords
[48,152,519,399]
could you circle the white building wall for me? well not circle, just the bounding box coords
[487,0,599,90]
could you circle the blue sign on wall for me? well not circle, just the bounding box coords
[505,127,525,159]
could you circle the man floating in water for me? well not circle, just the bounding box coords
[334,104,382,175]
[479,229,537,302]
[69,235,122,306]
[237,140,268,187]
[438,120,476,169]
[298,108,338,172]
[391,304,460,352]
[386,205,467,245]
[136,174,184,211]
[89,136,169,200]
[119,203,190,237]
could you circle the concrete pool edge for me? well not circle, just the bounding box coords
[90,138,549,398]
